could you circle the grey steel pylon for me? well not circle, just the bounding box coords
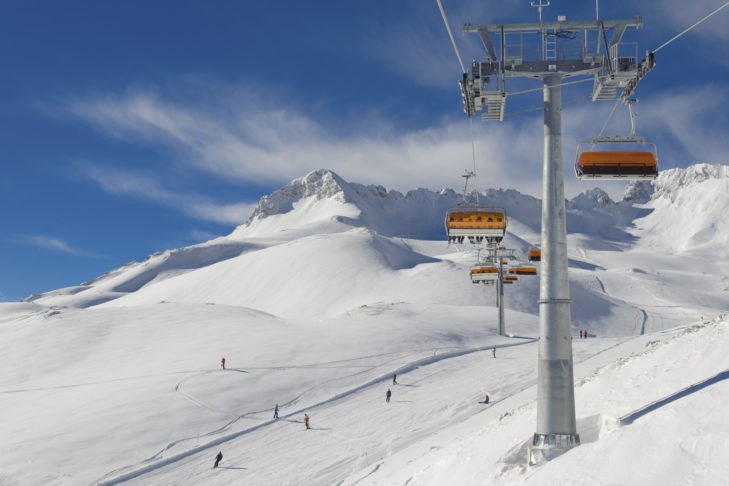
[533,74,579,452]
[455,5,643,459]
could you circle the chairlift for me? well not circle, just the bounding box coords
[445,205,508,244]
[504,275,518,282]
[445,170,508,244]
[470,264,499,284]
[514,264,537,275]
[575,101,658,180]
[528,249,541,262]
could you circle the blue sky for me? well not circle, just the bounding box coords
[1,0,728,301]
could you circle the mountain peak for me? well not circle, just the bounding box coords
[248,169,349,221]
[572,187,614,206]
[622,180,654,202]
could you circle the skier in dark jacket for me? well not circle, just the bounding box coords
[386,388,392,403]
[393,373,397,385]
[213,451,223,468]
[274,404,279,419]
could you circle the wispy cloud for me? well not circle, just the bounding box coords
[64,76,728,204]
[23,235,92,257]
[188,229,220,243]
[82,165,257,225]
[64,87,547,196]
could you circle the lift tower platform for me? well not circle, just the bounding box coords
[460,4,644,459]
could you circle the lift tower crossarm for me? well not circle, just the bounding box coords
[463,17,642,33]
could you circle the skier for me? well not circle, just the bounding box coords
[485,395,490,404]
[492,347,496,358]
[304,413,310,430]
[273,404,279,420]
[392,373,397,385]
[386,388,392,403]
[213,451,223,469]
[221,357,226,370]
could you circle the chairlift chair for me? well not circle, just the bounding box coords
[470,264,499,284]
[575,101,658,180]
[445,205,508,245]
[514,264,537,275]
[528,249,541,262]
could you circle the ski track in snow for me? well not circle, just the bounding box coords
[92,338,537,485]
[0,369,220,394]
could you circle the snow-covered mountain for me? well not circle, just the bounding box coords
[3,164,729,485]
[25,165,729,327]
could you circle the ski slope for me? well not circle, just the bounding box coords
[1,165,728,485]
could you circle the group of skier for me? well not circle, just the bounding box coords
[578,330,589,338]
[212,365,493,469]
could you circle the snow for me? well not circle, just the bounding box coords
[2,165,728,485]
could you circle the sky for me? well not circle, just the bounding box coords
[1,0,728,301]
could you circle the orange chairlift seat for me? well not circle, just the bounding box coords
[445,205,507,245]
[514,264,537,275]
[528,249,541,262]
[575,103,658,180]
[470,265,499,284]
[504,275,518,282]
[576,146,657,179]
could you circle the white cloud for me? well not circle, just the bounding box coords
[187,229,220,243]
[83,165,257,225]
[23,235,90,257]
[66,77,728,205]
[66,88,548,196]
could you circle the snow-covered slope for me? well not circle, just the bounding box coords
[26,165,729,329]
[3,164,729,485]
[633,164,729,253]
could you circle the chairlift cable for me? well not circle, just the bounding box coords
[469,116,480,202]
[437,0,466,73]
[653,1,729,53]
[437,0,481,201]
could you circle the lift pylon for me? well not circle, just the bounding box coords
[458,3,646,460]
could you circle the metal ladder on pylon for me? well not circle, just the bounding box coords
[544,32,557,60]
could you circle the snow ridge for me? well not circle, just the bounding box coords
[652,163,729,202]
